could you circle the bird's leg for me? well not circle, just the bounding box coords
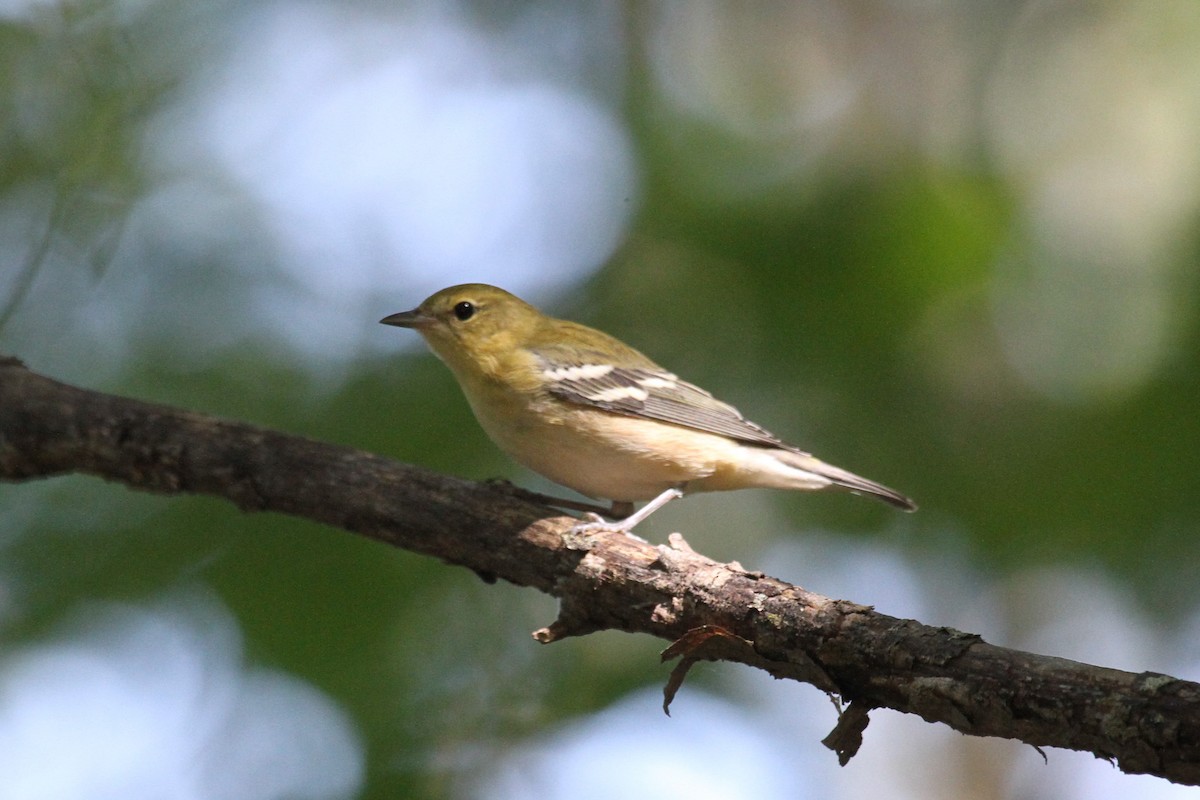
[572,486,686,535]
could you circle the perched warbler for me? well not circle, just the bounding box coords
[381,284,915,532]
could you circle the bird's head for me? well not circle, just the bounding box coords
[381,284,542,378]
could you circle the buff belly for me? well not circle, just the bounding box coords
[467,393,832,502]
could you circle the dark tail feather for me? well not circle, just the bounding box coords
[821,462,917,511]
[779,451,917,511]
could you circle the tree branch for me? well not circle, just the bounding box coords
[2,355,1198,784]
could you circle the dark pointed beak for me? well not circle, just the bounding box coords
[380,308,433,329]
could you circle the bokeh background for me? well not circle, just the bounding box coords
[2,1,1200,798]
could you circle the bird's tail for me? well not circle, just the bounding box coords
[777,451,917,511]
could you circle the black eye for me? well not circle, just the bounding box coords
[453,301,476,321]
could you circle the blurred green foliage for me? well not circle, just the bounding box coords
[3,2,1200,797]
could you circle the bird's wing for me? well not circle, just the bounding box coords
[533,346,797,451]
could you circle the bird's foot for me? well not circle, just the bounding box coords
[570,513,648,542]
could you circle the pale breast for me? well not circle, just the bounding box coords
[468,390,730,501]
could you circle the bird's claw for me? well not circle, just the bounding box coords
[571,513,626,534]
[569,514,648,543]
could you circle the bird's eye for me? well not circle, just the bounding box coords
[453,301,476,321]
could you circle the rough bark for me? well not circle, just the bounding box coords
[1,355,1198,784]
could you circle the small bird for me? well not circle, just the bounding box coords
[381,284,915,532]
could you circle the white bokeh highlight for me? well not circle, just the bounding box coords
[150,2,636,360]
[472,689,809,800]
[0,593,362,800]
[985,2,1200,402]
